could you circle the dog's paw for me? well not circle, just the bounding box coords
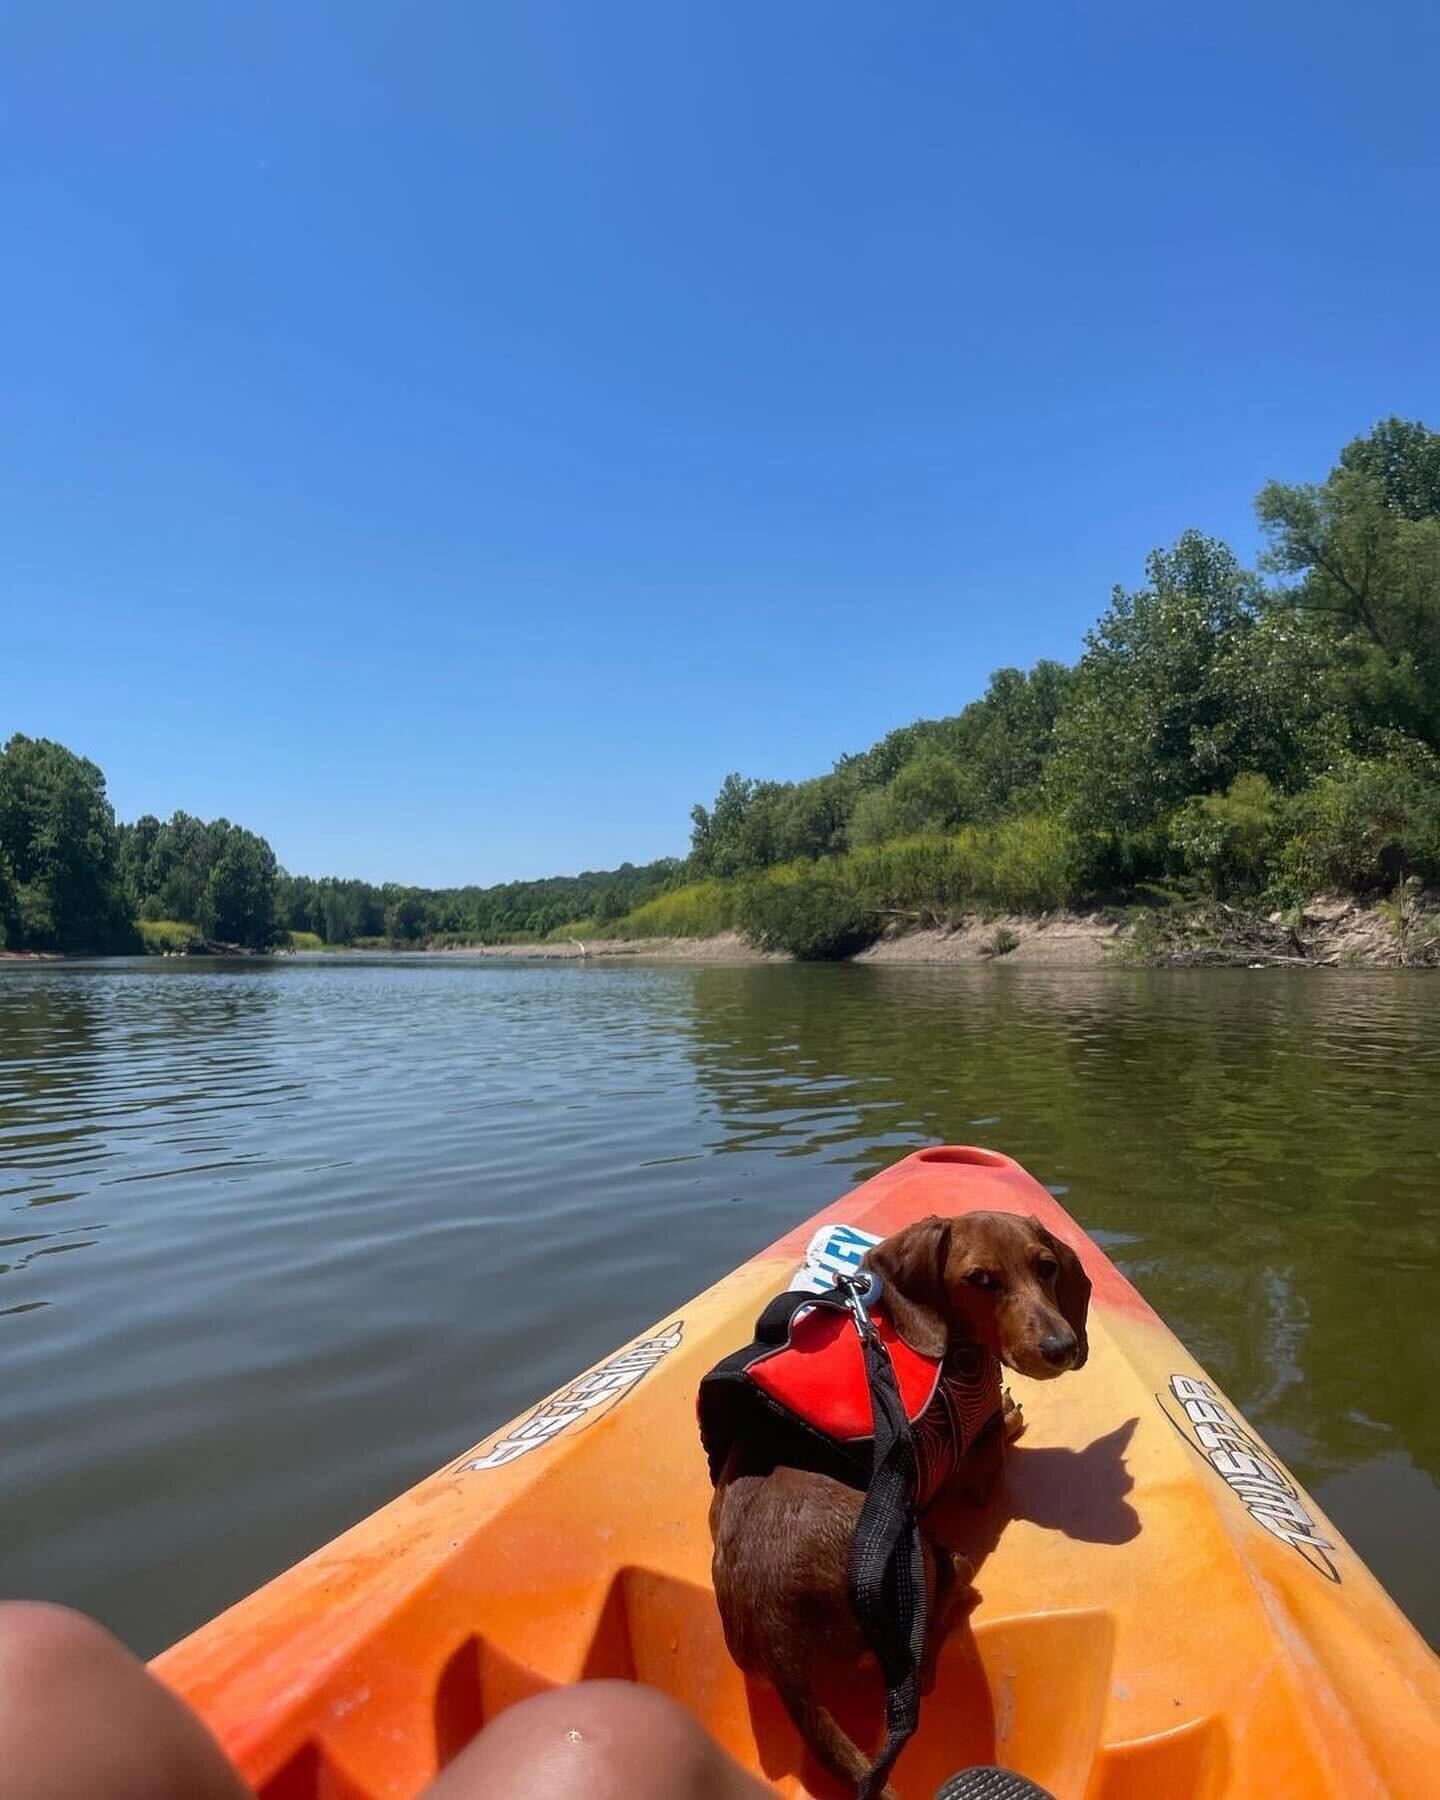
[1002,1388,1026,1440]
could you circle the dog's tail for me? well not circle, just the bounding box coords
[773,1674,895,1800]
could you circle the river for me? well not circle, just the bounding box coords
[1,955,1436,1652]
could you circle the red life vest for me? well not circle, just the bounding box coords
[698,1286,1002,1509]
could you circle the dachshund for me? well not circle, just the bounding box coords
[708,1211,1091,1794]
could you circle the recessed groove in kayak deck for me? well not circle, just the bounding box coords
[915,1145,1009,1166]
[256,1739,370,1800]
[432,1634,552,1769]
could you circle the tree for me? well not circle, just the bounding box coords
[129,811,219,923]
[1338,416,1440,521]
[872,753,972,839]
[0,735,132,951]
[116,813,161,915]
[384,890,429,942]
[690,773,757,877]
[1258,418,1440,750]
[198,828,279,947]
[276,871,320,936]
[1048,532,1313,834]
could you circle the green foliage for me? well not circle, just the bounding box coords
[849,816,1080,916]
[1273,744,1440,896]
[120,812,280,948]
[690,772,851,874]
[613,880,737,939]
[985,926,1021,958]
[0,735,134,952]
[736,866,882,961]
[137,918,205,953]
[1047,533,1317,835]
[272,857,683,946]
[1258,417,1440,751]
[285,929,324,950]
[383,890,429,942]
[1171,773,1283,897]
[1339,417,1440,520]
[197,829,279,947]
[838,663,1071,820]
[885,754,971,834]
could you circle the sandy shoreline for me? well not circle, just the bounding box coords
[448,918,1122,966]
[436,917,1124,966]
[443,894,1437,968]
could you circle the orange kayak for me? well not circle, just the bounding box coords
[156,1147,1440,1798]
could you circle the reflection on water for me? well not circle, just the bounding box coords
[1,957,1436,1652]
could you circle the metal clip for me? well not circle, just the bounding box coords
[835,1268,883,1340]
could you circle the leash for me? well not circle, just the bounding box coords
[834,1270,927,1800]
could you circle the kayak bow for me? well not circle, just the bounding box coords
[156,1147,1440,1798]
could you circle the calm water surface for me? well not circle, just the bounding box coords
[1,957,1437,1652]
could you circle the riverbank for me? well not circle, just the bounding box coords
[9,892,1432,968]
[442,892,1438,968]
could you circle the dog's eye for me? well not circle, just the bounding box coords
[965,1269,997,1289]
[1036,1255,1059,1281]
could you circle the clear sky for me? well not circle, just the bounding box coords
[4,3,1436,887]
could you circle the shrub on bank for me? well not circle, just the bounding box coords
[1273,744,1440,895]
[1171,774,1282,898]
[736,865,882,960]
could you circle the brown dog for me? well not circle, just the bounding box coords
[708,1211,1091,1794]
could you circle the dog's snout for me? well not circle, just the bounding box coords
[1039,1328,1077,1369]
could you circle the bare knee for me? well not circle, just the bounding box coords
[0,1601,251,1800]
[0,1602,132,1695]
[512,1678,719,1759]
[428,1679,767,1799]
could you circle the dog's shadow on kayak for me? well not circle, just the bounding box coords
[927,1416,1142,1572]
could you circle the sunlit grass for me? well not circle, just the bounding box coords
[612,880,737,938]
[136,918,203,953]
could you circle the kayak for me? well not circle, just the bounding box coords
[155,1147,1440,1798]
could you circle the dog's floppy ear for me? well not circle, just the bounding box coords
[863,1215,953,1357]
[1034,1220,1091,1369]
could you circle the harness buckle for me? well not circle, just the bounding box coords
[834,1269,884,1341]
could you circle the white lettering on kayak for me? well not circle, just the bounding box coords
[789,1222,883,1294]
[457,1323,684,1472]
[1159,1374,1340,1582]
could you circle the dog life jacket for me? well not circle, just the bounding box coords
[698,1283,1003,1509]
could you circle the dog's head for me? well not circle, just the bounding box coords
[863,1210,1091,1380]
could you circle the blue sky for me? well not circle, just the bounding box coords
[4,2,1437,887]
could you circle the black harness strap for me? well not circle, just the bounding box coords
[835,1273,927,1800]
